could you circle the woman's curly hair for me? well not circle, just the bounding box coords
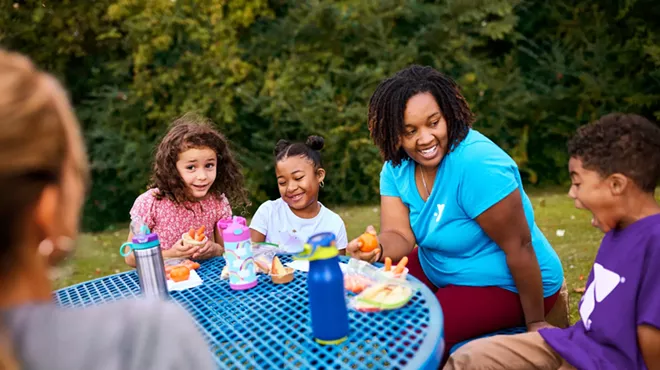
[368,65,475,166]
[150,113,249,208]
[568,113,660,193]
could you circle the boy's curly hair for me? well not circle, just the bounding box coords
[150,113,249,208]
[568,113,660,193]
[368,65,475,166]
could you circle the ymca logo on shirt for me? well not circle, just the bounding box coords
[433,204,445,223]
[580,263,625,330]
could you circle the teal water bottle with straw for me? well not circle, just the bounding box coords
[119,217,169,299]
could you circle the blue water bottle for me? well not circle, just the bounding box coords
[296,232,349,345]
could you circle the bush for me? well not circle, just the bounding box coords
[2,0,658,230]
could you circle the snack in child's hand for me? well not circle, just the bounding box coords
[187,226,206,241]
[169,266,191,282]
[384,257,392,272]
[357,232,378,253]
[195,225,205,241]
[182,226,207,248]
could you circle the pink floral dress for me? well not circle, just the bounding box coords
[129,188,233,250]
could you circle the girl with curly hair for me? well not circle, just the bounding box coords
[125,114,249,267]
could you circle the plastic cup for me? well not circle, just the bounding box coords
[271,267,295,284]
[380,266,409,280]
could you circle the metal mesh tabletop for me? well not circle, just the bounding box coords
[54,256,443,369]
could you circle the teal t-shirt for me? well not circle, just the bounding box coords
[380,129,563,297]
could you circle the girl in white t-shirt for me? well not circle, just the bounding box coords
[249,135,348,253]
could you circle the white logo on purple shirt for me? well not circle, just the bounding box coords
[580,263,625,330]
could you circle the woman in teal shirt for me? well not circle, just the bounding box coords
[347,65,564,361]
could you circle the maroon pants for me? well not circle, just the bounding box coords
[405,248,560,364]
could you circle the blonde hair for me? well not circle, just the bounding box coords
[0,49,90,369]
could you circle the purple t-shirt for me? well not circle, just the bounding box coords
[540,213,660,369]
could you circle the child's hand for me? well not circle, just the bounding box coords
[192,240,223,260]
[167,239,197,259]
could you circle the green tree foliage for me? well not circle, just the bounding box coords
[1,0,658,230]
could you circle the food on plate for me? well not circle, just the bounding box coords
[384,257,392,272]
[269,256,294,284]
[357,232,378,253]
[165,259,200,276]
[271,256,287,276]
[356,283,413,310]
[169,266,191,282]
[351,300,384,313]
[254,255,271,274]
[271,267,294,284]
[394,256,408,274]
[344,274,373,294]
[380,256,409,279]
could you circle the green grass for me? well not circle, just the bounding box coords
[54,190,659,324]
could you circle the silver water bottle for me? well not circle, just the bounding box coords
[120,222,169,300]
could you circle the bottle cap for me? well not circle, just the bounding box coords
[218,216,250,242]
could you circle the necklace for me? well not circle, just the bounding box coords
[420,166,430,197]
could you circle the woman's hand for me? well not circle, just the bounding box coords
[346,226,381,263]
[192,240,223,260]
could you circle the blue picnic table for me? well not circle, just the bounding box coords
[54,256,444,369]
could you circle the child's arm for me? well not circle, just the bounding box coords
[638,325,660,370]
[124,231,197,266]
[336,221,348,256]
[250,229,266,243]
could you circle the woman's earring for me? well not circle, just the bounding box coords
[37,239,54,257]
[38,236,74,258]
[319,181,325,188]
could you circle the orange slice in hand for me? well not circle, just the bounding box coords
[358,233,378,252]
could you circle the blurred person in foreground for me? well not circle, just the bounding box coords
[0,49,215,370]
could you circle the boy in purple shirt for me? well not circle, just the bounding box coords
[445,113,660,370]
